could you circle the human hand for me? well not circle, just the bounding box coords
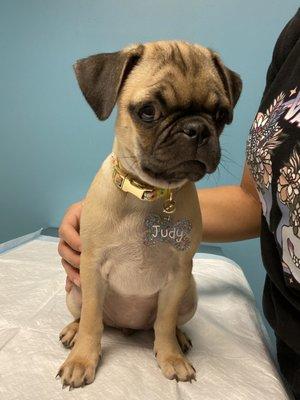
[58,201,82,292]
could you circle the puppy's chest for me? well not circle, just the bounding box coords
[99,211,183,295]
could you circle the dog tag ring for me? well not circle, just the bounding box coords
[163,199,176,213]
[163,190,176,214]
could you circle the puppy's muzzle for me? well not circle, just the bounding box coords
[181,119,210,146]
[172,116,220,175]
[142,115,221,183]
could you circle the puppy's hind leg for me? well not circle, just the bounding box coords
[176,328,192,354]
[66,284,82,319]
[176,276,197,354]
[59,285,82,348]
[60,319,80,349]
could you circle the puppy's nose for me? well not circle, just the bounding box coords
[182,121,210,145]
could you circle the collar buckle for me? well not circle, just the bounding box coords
[111,153,176,208]
[123,177,149,200]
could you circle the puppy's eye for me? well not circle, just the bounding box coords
[138,104,160,122]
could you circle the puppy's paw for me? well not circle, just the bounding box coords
[157,353,196,382]
[176,328,192,354]
[57,352,99,390]
[59,320,79,349]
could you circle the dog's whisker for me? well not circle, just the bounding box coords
[221,156,239,166]
[221,151,241,168]
[219,161,238,179]
[118,155,137,159]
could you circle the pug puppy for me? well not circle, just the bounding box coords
[57,41,242,389]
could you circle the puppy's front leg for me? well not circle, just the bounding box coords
[154,266,196,382]
[58,250,107,389]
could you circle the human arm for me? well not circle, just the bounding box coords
[197,163,261,243]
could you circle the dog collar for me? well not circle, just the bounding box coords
[111,153,176,213]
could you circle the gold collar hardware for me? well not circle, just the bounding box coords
[111,153,177,213]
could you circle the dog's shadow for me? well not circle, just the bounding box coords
[103,325,154,351]
[93,326,155,376]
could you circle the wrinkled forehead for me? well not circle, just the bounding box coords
[120,41,227,111]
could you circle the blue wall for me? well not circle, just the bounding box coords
[1,1,299,342]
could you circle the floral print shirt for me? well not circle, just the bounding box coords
[246,9,300,351]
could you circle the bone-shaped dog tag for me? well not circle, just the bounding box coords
[144,213,192,251]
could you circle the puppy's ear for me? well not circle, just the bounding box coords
[210,51,242,124]
[73,45,144,120]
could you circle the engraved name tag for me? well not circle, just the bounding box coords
[144,213,192,251]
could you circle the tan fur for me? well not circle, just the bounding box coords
[57,40,237,388]
[119,41,224,110]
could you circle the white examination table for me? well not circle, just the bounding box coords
[0,232,291,400]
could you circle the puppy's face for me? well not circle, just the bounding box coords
[74,41,242,187]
